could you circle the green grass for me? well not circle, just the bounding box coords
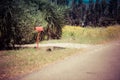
[0,48,82,79]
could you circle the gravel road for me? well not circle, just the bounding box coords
[19,41,120,80]
[19,43,102,49]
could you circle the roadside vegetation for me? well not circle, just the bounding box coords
[0,48,82,80]
[62,25,120,44]
[43,25,120,44]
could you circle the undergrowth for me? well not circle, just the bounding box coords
[62,25,120,44]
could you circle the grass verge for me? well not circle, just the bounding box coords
[0,48,82,79]
[42,25,120,44]
[62,25,120,44]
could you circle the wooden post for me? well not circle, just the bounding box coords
[36,32,40,48]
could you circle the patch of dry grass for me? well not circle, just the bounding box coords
[0,48,82,79]
[62,25,120,44]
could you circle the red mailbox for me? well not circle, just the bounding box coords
[35,26,44,49]
[35,27,43,32]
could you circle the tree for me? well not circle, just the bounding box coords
[93,0,101,26]
[78,0,83,5]
[108,0,118,19]
[100,0,107,16]
[57,0,68,5]
[85,0,94,26]
[0,0,65,49]
[0,0,19,49]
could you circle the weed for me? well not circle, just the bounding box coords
[62,25,120,44]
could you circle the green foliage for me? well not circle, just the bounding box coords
[53,0,119,27]
[0,0,66,49]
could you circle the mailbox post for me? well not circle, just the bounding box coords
[35,27,43,48]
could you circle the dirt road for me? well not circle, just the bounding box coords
[19,43,94,48]
[19,41,120,80]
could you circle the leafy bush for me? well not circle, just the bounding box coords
[0,0,66,49]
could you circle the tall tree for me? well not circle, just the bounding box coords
[101,0,107,16]
[93,0,101,26]
[87,0,94,26]
[57,0,68,5]
[108,0,118,19]
[77,0,83,5]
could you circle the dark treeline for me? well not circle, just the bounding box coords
[0,0,120,49]
[50,0,120,27]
